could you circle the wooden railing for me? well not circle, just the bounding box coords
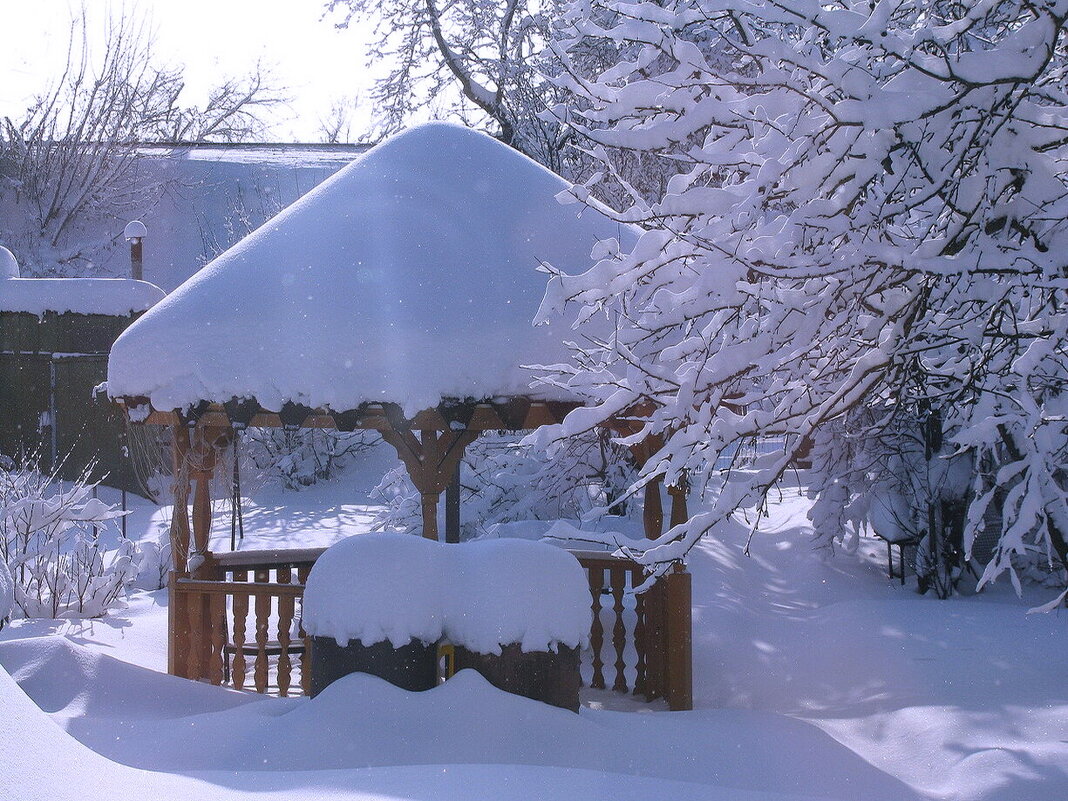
[170,547,692,710]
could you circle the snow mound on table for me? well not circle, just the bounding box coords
[0,278,164,316]
[447,539,591,653]
[107,122,632,414]
[302,534,590,653]
[301,533,447,648]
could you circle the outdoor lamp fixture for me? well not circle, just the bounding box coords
[123,220,147,281]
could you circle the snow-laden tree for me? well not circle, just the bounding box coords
[326,0,586,172]
[0,10,282,276]
[540,0,1068,602]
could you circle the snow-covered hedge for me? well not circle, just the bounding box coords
[302,533,591,654]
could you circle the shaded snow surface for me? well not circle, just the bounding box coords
[108,122,631,414]
[1,472,1066,800]
[0,636,915,801]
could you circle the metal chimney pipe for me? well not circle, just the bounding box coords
[124,220,147,281]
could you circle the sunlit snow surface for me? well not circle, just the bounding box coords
[1,470,1066,801]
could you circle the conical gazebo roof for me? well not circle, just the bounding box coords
[107,123,627,416]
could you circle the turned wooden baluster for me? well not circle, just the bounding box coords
[254,568,271,693]
[297,564,312,695]
[208,593,227,685]
[611,567,628,693]
[187,589,204,682]
[588,567,605,690]
[231,569,249,690]
[276,567,294,697]
[632,566,647,696]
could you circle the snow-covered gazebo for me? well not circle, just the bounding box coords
[107,123,691,709]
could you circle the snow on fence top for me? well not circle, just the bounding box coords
[302,533,591,654]
[107,123,630,415]
[0,278,165,316]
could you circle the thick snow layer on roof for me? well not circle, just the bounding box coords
[107,123,629,414]
[302,534,590,653]
[0,278,165,316]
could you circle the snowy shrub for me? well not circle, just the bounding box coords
[245,428,380,491]
[0,458,134,619]
[0,559,13,630]
[134,533,172,592]
[371,429,635,536]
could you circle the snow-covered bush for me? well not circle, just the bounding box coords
[0,458,134,619]
[371,430,636,536]
[0,560,13,630]
[245,428,380,491]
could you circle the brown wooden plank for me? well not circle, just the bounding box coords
[409,408,449,430]
[521,402,557,429]
[467,404,504,430]
[174,579,305,596]
[297,565,312,696]
[214,547,325,571]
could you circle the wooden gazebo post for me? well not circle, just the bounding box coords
[378,409,478,540]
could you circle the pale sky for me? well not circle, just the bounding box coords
[0,0,377,141]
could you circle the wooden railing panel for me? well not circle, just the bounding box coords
[170,548,692,709]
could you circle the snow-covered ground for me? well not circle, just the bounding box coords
[1,459,1065,801]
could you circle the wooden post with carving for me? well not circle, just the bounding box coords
[380,420,477,541]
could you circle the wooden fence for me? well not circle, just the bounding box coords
[170,547,692,710]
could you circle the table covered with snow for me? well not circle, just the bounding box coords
[107,122,630,415]
[302,533,591,709]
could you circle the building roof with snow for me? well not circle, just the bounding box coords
[107,123,628,416]
[0,278,165,317]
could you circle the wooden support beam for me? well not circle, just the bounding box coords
[664,566,693,711]
[380,423,477,540]
[668,480,688,528]
[445,461,461,544]
[189,426,229,575]
[643,479,664,540]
